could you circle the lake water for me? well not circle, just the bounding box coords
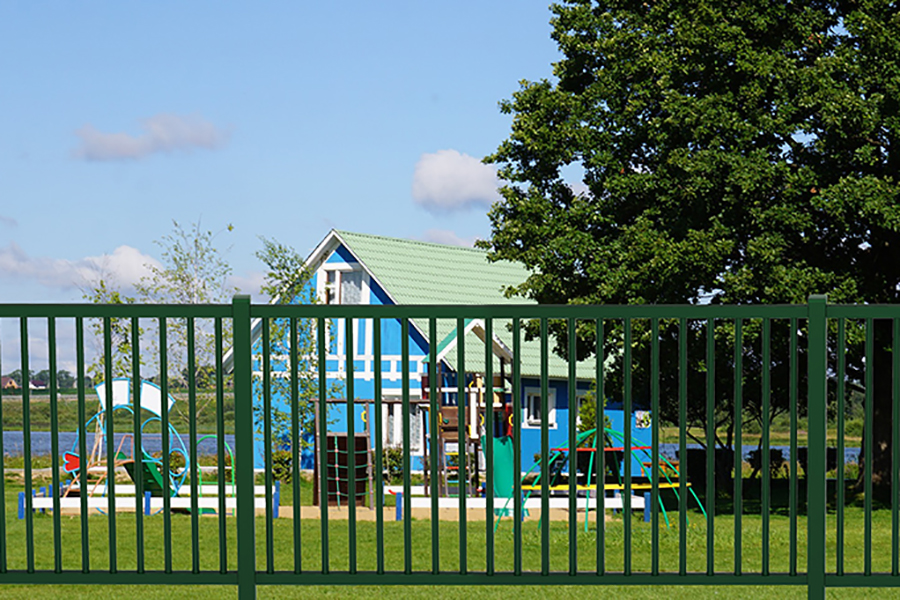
[0,432,861,465]
[1,431,235,458]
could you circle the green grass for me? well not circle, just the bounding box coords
[1,393,235,434]
[2,487,900,598]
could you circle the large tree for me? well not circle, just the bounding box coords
[481,1,900,486]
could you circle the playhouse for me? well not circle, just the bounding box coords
[248,230,652,493]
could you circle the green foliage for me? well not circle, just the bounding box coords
[136,219,236,387]
[481,1,900,472]
[272,449,292,483]
[82,278,142,384]
[253,236,342,454]
[382,446,404,483]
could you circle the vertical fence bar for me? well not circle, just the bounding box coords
[761,318,771,576]
[346,317,357,573]
[233,296,256,600]
[428,318,439,575]
[402,318,412,574]
[484,317,494,576]
[290,317,301,573]
[706,317,715,576]
[678,318,687,576]
[836,318,845,576]
[0,329,5,573]
[567,318,577,576]
[457,317,467,575]
[102,317,117,573]
[188,318,200,574]
[807,295,828,599]
[48,318,62,573]
[893,317,899,577]
[540,317,549,576]
[214,318,227,575]
[865,317,873,576]
[317,317,329,574]
[132,317,145,573]
[596,318,605,576]
[512,317,522,576]
[651,318,660,576]
[75,317,89,573]
[21,318,34,573]
[790,318,799,575]
[733,318,742,576]
[623,318,632,576]
[160,318,172,572]
[374,317,384,575]
[262,318,274,575]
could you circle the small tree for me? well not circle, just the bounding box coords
[82,278,141,385]
[254,236,342,455]
[136,219,236,387]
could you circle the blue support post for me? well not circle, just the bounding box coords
[644,492,651,523]
[18,492,24,520]
[396,492,402,522]
[274,481,280,519]
[144,491,151,516]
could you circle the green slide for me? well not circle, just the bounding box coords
[482,435,521,517]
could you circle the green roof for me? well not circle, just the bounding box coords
[332,231,594,381]
[334,231,530,305]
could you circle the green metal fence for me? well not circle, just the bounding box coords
[0,295,898,598]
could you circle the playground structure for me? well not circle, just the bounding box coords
[398,369,707,527]
[21,378,275,518]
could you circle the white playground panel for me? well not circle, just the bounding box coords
[21,482,281,517]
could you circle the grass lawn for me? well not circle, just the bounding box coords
[1,486,900,598]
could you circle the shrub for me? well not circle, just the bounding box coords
[382,446,403,483]
[272,449,292,483]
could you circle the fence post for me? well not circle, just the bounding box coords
[807,294,827,599]
[233,295,256,600]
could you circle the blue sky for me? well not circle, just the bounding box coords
[0,1,561,306]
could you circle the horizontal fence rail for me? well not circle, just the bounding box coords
[0,296,898,598]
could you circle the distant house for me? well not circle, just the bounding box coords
[245,230,651,473]
[29,380,47,391]
[0,376,19,390]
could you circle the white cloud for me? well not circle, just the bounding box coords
[73,113,230,161]
[227,270,267,302]
[412,149,499,212]
[419,229,477,247]
[0,243,160,291]
[0,215,17,228]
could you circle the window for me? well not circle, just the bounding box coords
[324,271,338,304]
[575,393,589,428]
[523,388,556,428]
[341,271,362,304]
[322,268,364,305]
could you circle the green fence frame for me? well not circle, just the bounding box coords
[0,295,898,598]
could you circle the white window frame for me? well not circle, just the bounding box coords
[523,387,556,429]
[574,392,590,429]
[319,263,366,305]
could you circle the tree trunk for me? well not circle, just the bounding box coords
[857,319,894,499]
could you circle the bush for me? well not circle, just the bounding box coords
[845,419,863,438]
[382,446,403,483]
[272,449,292,483]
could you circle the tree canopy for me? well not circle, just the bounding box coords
[484,0,900,309]
[481,0,900,482]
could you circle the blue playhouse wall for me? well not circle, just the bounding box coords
[251,241,652,478]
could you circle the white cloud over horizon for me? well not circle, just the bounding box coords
[0,242,160,292]
[73,113,230,161]
[411,149,499,212]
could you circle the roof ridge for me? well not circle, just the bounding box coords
[335,230,489,255]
